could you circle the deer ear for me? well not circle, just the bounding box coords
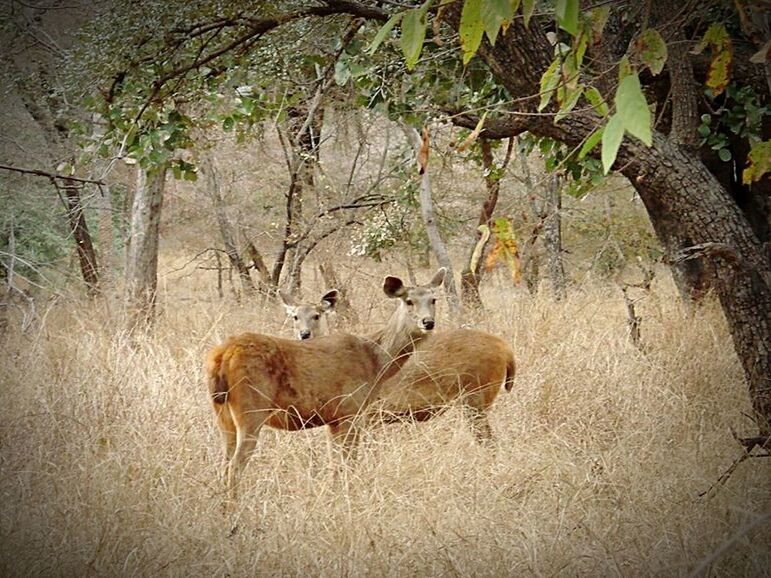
[383,276,406,298]
[321,289,339,311]
[279,290,295,313]
[428,267,446,288]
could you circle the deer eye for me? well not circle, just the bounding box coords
[293,315,298,321]
[405,299,413,306]
[431,298,436,304]
[313,314,320,320]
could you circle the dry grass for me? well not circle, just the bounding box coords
[1,267,769,577]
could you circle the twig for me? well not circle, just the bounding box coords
[698,428,771,500]
[0,163,106,186]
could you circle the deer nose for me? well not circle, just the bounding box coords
[300,331,312,340]
[422,319,435,330]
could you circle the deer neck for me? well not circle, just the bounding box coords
[367,302,425,379]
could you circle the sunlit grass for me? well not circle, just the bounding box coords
[1,267,769,577]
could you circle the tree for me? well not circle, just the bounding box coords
[73,0,770,440]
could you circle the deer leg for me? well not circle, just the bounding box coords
[227,409,270,500]
[328,418,362,462]
[463,404,495,446]
[215,404,237,484]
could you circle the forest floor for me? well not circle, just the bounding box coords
[1,263,770,577]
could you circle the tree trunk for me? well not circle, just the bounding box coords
[125,165,166,328]
[461,137,503,308]
[62,180,99,297]
[443,6,771,435]
[516,146,543,294]
[401,123,461,314]
[318,261,359,325]
[242,233,273,296]
[543,174,567,301]
[201,155,254,297]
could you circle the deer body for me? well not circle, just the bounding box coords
[206,268,446,495]
[374,328,515,444]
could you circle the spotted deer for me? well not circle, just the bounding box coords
[205,268,446,496]
[279,289,339,340]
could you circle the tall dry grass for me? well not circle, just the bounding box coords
[1,268,769,577]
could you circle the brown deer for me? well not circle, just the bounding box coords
[279,292,515,446]
[372,329,515,445]
[279,288,339,340]
[205,268,446,495]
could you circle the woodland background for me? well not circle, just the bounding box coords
[1,0,769,576]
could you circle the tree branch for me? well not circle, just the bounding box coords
[0,163,106,186]
[445,110,531,140]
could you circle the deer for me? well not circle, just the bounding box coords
[279,293,515,446]
[279,288,339,340]
[372,328,515,445]
[205,267,446,496]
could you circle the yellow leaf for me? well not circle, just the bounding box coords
[456,112,487,152]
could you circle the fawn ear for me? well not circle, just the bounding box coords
[279,290,295,314]
[383,276,407,298]
[320,289,339,311]
[427,267,446,288]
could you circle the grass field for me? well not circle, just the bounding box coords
[1,267,769,577]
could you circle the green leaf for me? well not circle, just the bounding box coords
[718,147,732,162]
[555,85,583,123]
[521,0,535,28]
[615,73,652,146]
[401,4,430,70]
[538,58,560,112]
[222,116,234,132]
[601,113,624,174]
[482,0,514,44]
[584,86,609,117]
[555,0,578,36]
[635,29,668,75]
[617,55,632,82]
[460,0,484,64]
[579,127,604,159]
[368,12,403,55]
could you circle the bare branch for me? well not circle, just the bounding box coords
[0,163,106,186]
[446,110,531,140]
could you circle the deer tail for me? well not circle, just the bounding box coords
[504,349,516,392]
[206,344,230,405]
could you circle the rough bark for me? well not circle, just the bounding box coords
[125,166,167,327]
[62,180,99,297]
[241,233,273,295]
[401,123,461,315]
[460,138,503,308]
[543,174,566,301]
[442,5,771,435]
[516,146,543,294]
[201,155,254,297]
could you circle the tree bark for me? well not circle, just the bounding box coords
[543,174,566,301]
[401,123,461,315]
[125,165,167,328]
[442,5,771,435]
[201,155,254,297]
[62,180,100,297]
[461,138,504,308]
